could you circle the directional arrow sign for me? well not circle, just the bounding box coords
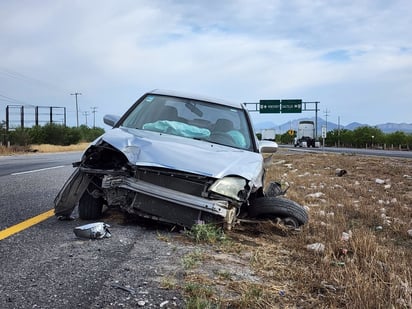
[259,100,281,113]
[281,99,302,113]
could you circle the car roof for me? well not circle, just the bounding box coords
[148,89,244,109]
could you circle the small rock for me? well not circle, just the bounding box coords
[160,300,169,307]
[137,300,146,306]
[375,178,385,184]
[335,168,347,177]
[306,192,325,198]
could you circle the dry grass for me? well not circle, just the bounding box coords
[173,149,412,308]
[0,143,89,155]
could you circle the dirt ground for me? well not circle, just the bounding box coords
[162,149,412,308]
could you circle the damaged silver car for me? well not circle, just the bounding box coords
[55,89,308,229]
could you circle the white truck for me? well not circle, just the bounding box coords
[294,121,316,147]
[261,129,276,140]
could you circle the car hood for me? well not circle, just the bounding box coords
[92,128,264,185]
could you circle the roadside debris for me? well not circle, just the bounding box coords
[73,222,111,239]
[305,192,325,199]
[111,283,136,295]
[306,242,325,253]
[341,231,352,242]
[335,168,347,177]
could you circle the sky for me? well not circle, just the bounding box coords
[1,0,411,130]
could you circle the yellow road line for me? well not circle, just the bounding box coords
[0,209,55,241]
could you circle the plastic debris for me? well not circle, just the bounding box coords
[73,222,111,239]
[306,243,325,253]
[407,230,412,238]
[341,231,352,241]
[375,178,385,184]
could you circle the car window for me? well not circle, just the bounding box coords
[120,94,253,150]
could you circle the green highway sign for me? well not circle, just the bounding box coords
[259,99,281,113]
[281,99,302,113]
[259,99,302,114]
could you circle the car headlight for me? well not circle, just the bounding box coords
[209,177,249,201]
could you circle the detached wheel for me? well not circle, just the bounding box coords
[78,184,103,220]
[248,196,308,227]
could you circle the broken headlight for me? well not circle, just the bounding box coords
[208,176,249,201]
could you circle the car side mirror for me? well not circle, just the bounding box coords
[259,140,278,153]
[103,114,120,127]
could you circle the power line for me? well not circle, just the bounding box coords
[0,93,27,105]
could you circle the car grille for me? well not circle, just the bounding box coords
[135,167,213,197]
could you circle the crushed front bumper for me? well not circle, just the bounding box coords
[102,175,237,227]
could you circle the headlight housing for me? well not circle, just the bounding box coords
[208,176,249,201]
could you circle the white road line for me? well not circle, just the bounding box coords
[11,165,66,175]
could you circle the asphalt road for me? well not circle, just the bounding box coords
[0,152,187,308]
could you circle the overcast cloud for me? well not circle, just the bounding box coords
[1,0,411,128]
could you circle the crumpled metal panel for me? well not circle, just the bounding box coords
[90,127,265,188]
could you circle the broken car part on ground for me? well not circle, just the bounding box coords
[54,89,308,229]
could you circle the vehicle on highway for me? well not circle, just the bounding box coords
[54,90,308,229]
[294,120,316,147]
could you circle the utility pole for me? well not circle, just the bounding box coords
[83,111,90,127]
[324,109,330,132]
[90,107,98,128]
[70,92,82,127]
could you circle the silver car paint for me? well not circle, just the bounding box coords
[94,127,266,188]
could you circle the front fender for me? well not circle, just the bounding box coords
[54,168,91,217]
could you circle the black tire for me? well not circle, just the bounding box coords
[248,196,308,227]
[78,185,103,220]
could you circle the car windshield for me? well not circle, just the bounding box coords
[120,94,254,150]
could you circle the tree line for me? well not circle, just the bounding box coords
[0,122,105,146]
[267,126,412,150]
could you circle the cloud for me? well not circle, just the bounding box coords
[0,0,411,127]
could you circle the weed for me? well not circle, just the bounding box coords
[185,223,226,244]
[160,275,177,290]
[182,249,204,270]
[184,283,216,309]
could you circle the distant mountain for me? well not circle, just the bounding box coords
[377,123,412,133]
[253,117,412,134]
[345,122,368,130]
